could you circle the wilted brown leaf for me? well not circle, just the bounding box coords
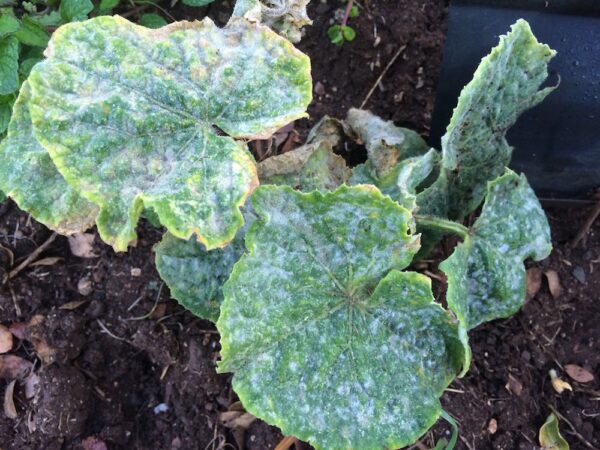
[3,380,17,419]
[565,364,594,383]
[59,300,88,311]
[526,267,543,297]
[506,374,523,396]
[68,233,98,258]
[219,411,256,430]
[0,355,33,380]
[544,270,562,299]
[0,325,13,354]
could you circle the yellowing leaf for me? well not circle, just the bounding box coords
[539,413,569,450]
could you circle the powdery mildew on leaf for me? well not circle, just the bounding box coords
[395,149,439,215]
[155,227,246,322]
[0,82,98,234]
[418,19,556,220]
[218,185,465,450]
[0,36,19,95]
[440,171,552,334]
[27,15,312,251]
[233,0,312,43]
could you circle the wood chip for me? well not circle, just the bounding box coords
[565,364,594,383]
[544,270,562,298]
[526,267,543,297]
[0,355,33,380]
[68,233,98,258]
[3,380,17,419]
[0,325,13,354]
[274,436,296,450]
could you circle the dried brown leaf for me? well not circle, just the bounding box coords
[564,364,594,383]
[59,300,88,310]
[30,257,63,267]
[219,411,256,430]
[0,325,13,354]
[544,270,562,298]
[68,233,98,258]
[3,380,17,419]
[506,374,523,396]
[0,355,33,380]
[526,267,543,297]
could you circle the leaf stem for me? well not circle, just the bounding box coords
[341,0,354,27]
[415,215,469,240]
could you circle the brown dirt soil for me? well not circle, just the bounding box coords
[1,1,599,450]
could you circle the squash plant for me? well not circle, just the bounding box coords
[0,8,556,450]
[159,19,555,449]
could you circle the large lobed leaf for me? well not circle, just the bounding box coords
[0,82,98,233]
[440,170,552,334]
[218,185,464,450]
[26,15,311,251]
[418,19,556,220]
[156,121,349,321]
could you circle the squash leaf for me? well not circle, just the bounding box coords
[157,120,349,322]
[539,413,569,450]
[440,171,551,334]
[218,185,465,450]
[347,108,430,200]
[26,16,312,251]
[0,36,18,95]
[233,0,312,43]
[0,82,98,233]
[418,19,556,220]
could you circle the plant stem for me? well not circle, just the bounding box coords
[341,0,354,27]
[414,215,469,240]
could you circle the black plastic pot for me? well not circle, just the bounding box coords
[430,0,600,201]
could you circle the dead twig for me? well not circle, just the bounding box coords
[7,233,58,281]
[360,44,407,109]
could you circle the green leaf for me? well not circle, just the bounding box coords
[327,25,343,46]
[348,5,359,18]
[341,24,355,41]
[233,0,311,43]
[419,19,556,220]
[258,118,350,191]
[0,95,14,134]
[155,226,247,322]
[27,16,311,251]
[98,0,119,13]
[440,171,551,333]
[13,16,49,47]
[539,413,569,450]
[30,10,62,27]
[59,0,93,22]
[0,36,18,95]
[138,13,167,29]
[0,82,98,233]
[0,14,20,39]
[182,0,215,6]
[218,185,464,450]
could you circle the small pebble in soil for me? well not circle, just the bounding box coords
[572,266,586,283]
[153,403,169,414]
[130,267,142,277]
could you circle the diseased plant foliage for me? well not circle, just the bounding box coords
[1,14,312,251]
[0,11,557,450]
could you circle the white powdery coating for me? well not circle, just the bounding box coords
[218,185,463,450]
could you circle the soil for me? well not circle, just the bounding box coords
[1,1,599,450]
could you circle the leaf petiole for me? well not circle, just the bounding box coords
[414,215,469,240]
